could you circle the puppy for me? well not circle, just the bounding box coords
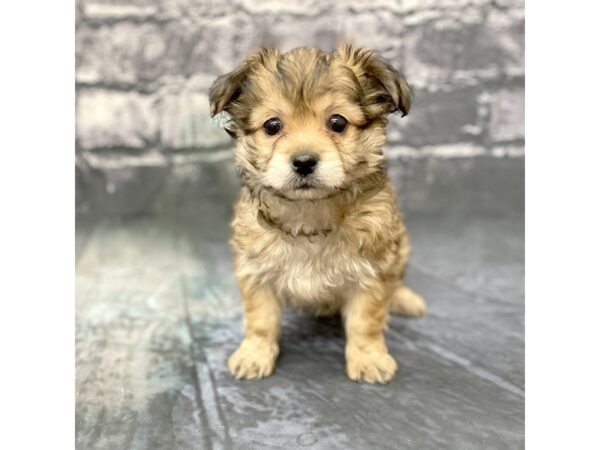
[209,43,426,384]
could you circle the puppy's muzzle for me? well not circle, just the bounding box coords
[291,151,319,176]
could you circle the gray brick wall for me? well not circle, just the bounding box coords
[76,0,524,214]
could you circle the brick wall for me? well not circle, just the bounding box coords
[75,0,524,214]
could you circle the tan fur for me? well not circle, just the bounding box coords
[210,43,426,384]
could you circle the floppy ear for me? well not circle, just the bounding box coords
[335,43,412,118]
[209,47,279,117]
[209,61,251,118]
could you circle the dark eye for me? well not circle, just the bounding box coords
[263,117,282,135]
[328,114,347,133]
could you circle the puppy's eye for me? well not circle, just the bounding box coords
[263,117,282,136]
[328,114,347,133]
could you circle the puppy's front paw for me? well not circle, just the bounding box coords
[228,338,279,380]
[346,347,398,384]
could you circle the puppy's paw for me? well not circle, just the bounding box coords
[346,347,398,384]
[228,338,279,380]
[390,286,427,318]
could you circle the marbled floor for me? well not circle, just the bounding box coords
[76,156,524,449]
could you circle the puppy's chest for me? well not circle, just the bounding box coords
[235,196,382,305]
[258,231,373,303]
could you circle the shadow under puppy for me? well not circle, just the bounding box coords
[209,43,426,384]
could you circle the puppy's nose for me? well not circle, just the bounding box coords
[291,151,319,176]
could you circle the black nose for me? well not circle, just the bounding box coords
[291,151,319,176]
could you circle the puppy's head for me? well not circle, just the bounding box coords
[209,43,412,200]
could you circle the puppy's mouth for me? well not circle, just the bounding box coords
[273,176,345,201]
[293,177,317,190]
[260,163,346,200]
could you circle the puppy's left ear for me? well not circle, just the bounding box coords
[336,43,412,118]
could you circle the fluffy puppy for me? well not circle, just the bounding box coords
[209,43,426,384]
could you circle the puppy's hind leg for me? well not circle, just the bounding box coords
[389,283,427,317]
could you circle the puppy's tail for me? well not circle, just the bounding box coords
[389,285,427,317]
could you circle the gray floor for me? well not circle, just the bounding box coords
[76,155,524,449]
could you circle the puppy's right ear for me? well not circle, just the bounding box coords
[209,47,279,117]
